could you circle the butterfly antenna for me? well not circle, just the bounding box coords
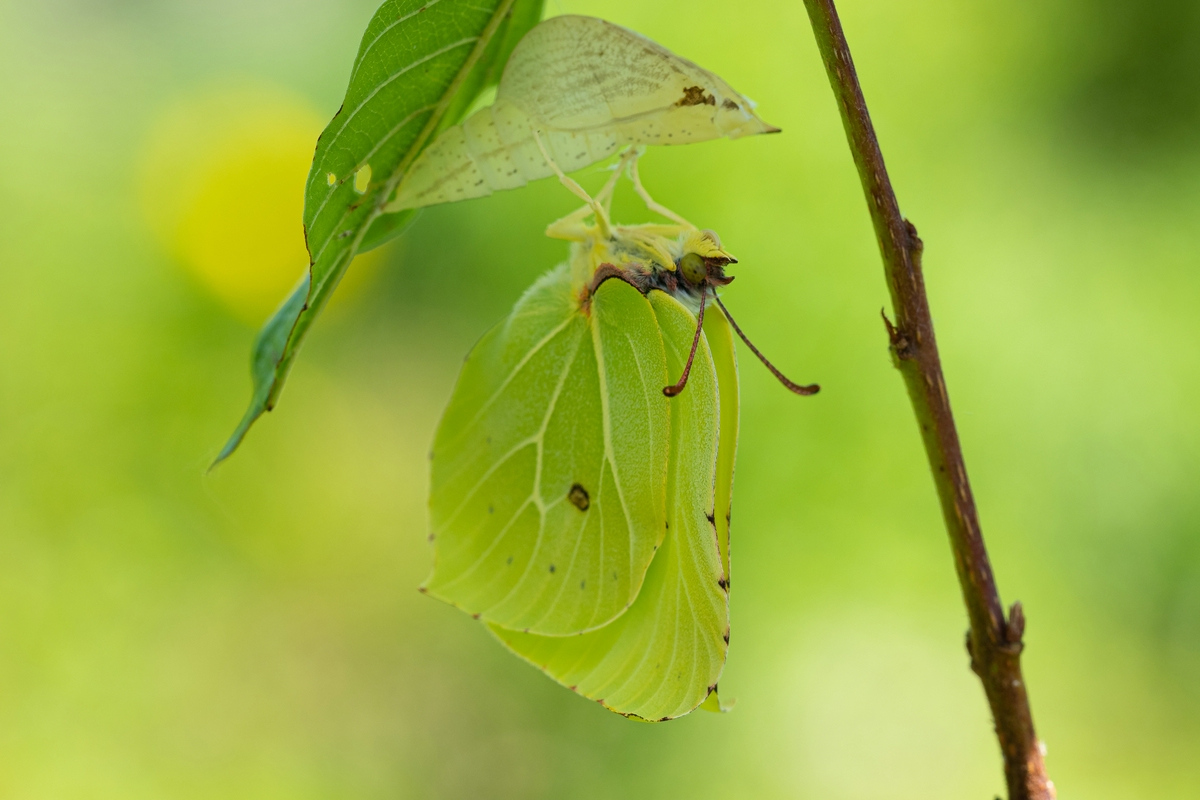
[713,294,820,396]
[664,284,707,397]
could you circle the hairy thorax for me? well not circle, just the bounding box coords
[569,223,735,315]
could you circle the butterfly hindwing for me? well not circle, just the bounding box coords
[489,289,729,721]
[705,305,739,584]
[426,267,670,635]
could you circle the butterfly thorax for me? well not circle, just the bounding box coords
[570,223,736,313]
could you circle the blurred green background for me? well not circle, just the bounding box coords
[2,0,1198,797]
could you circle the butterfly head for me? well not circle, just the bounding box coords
[675,228,736,289]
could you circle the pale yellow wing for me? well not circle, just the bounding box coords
[487,290,728,721]
[388,15,777,211]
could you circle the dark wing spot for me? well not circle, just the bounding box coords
[568,483,590,511]
[677,85,716,107]
[549,564,556,573]
[722,98,740,110]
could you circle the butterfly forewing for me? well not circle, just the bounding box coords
[489,290,729,721]
[426,268,670,635]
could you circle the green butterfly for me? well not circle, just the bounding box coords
[425,151,816,720]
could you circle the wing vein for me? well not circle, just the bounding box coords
[435,497,534,593]
[434,436,537,533]
[591,307,638,604]
[481,330,584,620]
[451,314,579,445]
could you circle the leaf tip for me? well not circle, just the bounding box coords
[208,402,267,471]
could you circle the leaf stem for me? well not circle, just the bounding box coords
[798,2,1055,797]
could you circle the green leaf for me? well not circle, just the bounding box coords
[211,274,310,466]
[215,0,544,465]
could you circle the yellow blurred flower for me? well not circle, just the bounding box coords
[139,83,378,323]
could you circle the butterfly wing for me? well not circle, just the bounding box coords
[490,290,729,721]
[704,303,739,584]
[426,267,670,635]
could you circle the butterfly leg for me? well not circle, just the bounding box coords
[545,203,596,241]
[545,148,640,241]
[532,128,613,237]
[595,147,638,216]
[629,150,696,230]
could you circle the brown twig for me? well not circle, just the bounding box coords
[798,2,1055,797]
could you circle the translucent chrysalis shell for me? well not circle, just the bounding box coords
[387,15,778,211]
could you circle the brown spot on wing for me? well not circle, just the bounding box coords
[568,483,590,511]
[677,85,716,107]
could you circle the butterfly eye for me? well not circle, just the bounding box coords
[679,252,706,286]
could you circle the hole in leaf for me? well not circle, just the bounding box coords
[354,164,372,193]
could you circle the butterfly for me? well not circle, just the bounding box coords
[424,150,816,720]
